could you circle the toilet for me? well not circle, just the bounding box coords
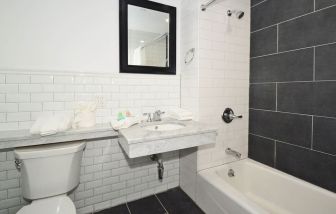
[14,141,86,214]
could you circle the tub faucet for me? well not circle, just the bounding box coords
[225,148,241,159]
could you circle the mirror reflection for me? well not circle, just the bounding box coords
[128,5,169,67]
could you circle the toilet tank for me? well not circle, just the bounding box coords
[14,141,86,200]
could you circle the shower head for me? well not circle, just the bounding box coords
[227,10,245,19]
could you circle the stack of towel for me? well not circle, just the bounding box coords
[30,113,73,136]
[167,108,193,121]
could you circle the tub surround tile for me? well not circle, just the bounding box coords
[250,0,336,193]
[315,0,336,9]
[277,82,314,115]
[315,44,336,80]
[276,142,336,192]
[313,117,336,155]
[248,134,275,167]
[251,26,277,57]
[313,82,336,118]
[249,110,312,148]
[278,6,336,51]
[249,84,276,110]
[251,0,314,31]
[250,48,314,83]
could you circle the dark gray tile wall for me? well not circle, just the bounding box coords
[250,0,336,193]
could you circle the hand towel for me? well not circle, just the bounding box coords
[167,108,193,121]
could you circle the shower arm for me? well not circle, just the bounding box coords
[201,0,217,11]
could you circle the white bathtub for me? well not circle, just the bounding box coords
[196,159,336,214]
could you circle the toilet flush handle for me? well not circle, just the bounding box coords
[15,159,22,170]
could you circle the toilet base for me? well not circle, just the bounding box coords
[17,195,76,214]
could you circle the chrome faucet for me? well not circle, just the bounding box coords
[143,113,152,122]
[152,110,165,122]
[225,148,241,159]
[143,110,165,122]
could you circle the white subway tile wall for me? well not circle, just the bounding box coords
[0,139,180,214]
[179,0,250,199]
[0,71,180,213]
[0,72,180,131]
[197,0,250,170]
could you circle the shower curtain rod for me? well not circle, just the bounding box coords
[201,0,217,11]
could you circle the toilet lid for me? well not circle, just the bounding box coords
[17,195,76,214]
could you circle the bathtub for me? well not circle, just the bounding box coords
[196,159,336,214]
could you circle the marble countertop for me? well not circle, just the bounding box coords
[119,120,218,145]
[0,123,118,150]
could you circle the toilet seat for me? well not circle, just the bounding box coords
[17,195,76,214]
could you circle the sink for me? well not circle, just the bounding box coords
[144,122,186,131]
[118,120,217,158]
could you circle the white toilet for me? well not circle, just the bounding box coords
[14,141,86,214]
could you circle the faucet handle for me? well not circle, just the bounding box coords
[143,113,152,122]
[155,110,165,115]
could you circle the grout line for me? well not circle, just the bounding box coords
[314,0,316,11]
[275,83,278,111]
[274,140,277,168]
[250,108,336,120]
[313,47,316,81]
[250,79,336,84]
[251,0,268,8]
[251,3,336,34]
[311,116,314,149]
[125,203,132,214]
[251,41,336,59]
[155,194,169,214]
[276,24,279,53]
[249,133,336,157]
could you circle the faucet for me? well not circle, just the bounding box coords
[225,148,241,159]
[143,110,165,122]
[152,110,165,122]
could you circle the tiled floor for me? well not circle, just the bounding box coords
[95,187,204,214]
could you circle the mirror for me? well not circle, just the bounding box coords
[120,0,176,75]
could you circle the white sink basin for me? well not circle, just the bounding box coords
[144,122,186,131]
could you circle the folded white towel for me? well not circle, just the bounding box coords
[30,113,73,136]
[167,108,193,121]
[110,117,140,130]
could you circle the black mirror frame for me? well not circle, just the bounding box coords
[119,0,176,75]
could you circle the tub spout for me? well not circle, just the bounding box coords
[225,148,241,159]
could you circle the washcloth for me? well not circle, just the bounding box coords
[167,108,193,121]
[110,110,140,130]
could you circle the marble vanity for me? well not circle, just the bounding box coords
[0,120,217,159]
[118,120,217,158]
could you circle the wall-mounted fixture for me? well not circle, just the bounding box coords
[201,0,217,11]
[184,48,195,64]
[227,10,245,19]
[222,108,243,123]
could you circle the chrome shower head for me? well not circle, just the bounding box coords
[227,10,245,19]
